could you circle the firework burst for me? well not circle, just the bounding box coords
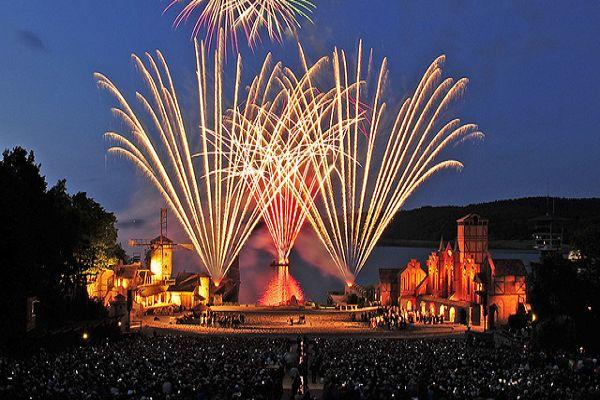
[95,39,298,283]
[165,0,315,50]
[296,41,484,285]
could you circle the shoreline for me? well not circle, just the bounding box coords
[377,239,539,252]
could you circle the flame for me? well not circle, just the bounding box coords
[259,265,304,306]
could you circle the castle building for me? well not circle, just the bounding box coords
[377,214,527,327]
[87,231,240,312]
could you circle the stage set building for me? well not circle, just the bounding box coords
[87,221,239,313]
[377,214,527,327]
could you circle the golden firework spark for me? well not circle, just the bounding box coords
[165,0,315,50]
[95,39,301,282]
[297,41,484,285]
[227,55,347,265]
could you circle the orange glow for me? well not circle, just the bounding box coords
[259,175,321,264]
[259,265,304,306]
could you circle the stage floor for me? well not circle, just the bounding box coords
[139,305,469,337]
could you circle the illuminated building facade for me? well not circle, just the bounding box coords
[87,226,241,310]
[377,214,528,326]
[87,209,241,310]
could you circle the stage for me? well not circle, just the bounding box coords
[139,305,469,337]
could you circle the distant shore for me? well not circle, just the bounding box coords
[378,239,539,251]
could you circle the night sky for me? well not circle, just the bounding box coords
[1,1,599,300]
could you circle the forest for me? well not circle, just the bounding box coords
[382,197,600,246]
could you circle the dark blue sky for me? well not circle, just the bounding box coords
[1,1,599,300]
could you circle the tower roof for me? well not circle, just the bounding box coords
[150,234,173,244]
[457,213,488,224]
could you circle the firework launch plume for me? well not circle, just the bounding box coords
[94,38,300,283]
[296,41,484,285]
[165,0,315,50]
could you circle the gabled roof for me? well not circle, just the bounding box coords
[167,271,202,292]
[114,264,138,280]
[138,284,168,297]
[328,294,348,305]
[151,234,173,244]
[493,259,527,277]
[456,213,488,224]
[399,259,427,274]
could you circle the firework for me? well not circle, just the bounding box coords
[165,0,315,50]
[231,54,346,305]
[95,39,296,283]
[297,41,484,285]
[239,62,342,266]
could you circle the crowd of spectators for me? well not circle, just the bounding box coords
[0,335,288,400]
[353,306,445,330]
[174,312,246,329]
[1,334,599,399]
[201,313,246,329]
[315,337,600,399]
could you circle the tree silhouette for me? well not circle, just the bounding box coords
[0,147,123,344]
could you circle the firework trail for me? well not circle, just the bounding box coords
[297,41,484,285]
[165,0,315,50]
[235,57,344,265]
[95,39,299,283]
[228,51,350,305]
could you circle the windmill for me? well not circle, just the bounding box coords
[128,208,193,283]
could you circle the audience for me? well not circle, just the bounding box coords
[0,335,287,400]
[317,337,600,399]
[1,335,599,399]
[356,306,445,330]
